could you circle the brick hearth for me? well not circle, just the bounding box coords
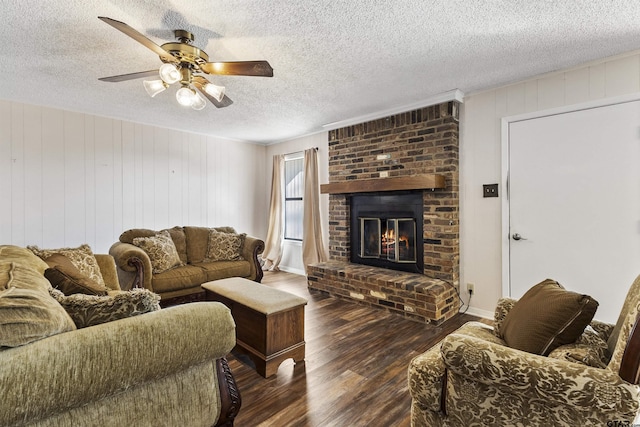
[308,101,461,324]
[308,261,459,325]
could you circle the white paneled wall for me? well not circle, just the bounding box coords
[0,101,267,254]
[461,51,640,318]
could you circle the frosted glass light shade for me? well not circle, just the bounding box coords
[203,82,226,102]
[143,80,168,97]
[176,87,196,106]
[191,92,206,110]
[159,63,181,84]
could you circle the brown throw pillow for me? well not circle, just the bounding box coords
[44,254,108,296]
[500,279,599,356]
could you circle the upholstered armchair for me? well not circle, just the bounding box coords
[408,274,640,426]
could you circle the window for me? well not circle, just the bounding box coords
[284,153,304,241]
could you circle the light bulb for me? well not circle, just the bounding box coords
[159,63,181,84]
[143,80,168,97]
[191,92,206,110]
[203,82,226,102]
[176,87,196,106]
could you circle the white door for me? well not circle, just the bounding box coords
[507,100,640,323]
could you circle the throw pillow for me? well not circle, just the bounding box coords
[132,230,183,274]
[49,288,161,329]
[28,244,106,287]
[205,230,246,261]
[499,279,599,356]
[0,262,76,347]
[44,254,108,296]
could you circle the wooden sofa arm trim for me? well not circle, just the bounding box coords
[252,241,265,283]
[620,316,640,384]
[214,357,242,427]
[127,257,144,289]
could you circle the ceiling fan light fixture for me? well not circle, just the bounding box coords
[143,79,168,97]
[176,86,197,107]
[159,63,181,84]
[204,82,226,102]
[191,92,207,110]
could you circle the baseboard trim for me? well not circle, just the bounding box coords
[278,266,306,276]
[463,307,494,320]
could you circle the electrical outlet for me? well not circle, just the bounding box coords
[467,283,475,295]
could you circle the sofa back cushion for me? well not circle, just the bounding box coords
[184,226,211,263]
[184,226,237,264]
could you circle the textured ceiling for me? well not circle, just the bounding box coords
[1,1,640,144]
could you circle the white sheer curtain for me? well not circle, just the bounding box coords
[262,154,285,271]
[302,148,328,273]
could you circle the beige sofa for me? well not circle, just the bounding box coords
[109,226,265,304]
[408,274,640,426]
[0,245,241,427]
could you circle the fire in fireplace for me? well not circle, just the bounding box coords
[350,192,423,274]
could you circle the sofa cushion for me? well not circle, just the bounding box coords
[28,244,106,287]
[163,226,188,264]
[499,279,599,356]
[193,261,251,282]
[206,230,246,261]
[151,265,207,294]
[49,287,161,328]
[184,226,237,264]
[132,230,183,274]
[0,245,50,274]
[44,254,109,296]
[0,262,76,347]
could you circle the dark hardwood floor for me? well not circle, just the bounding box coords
[226,271,481,427]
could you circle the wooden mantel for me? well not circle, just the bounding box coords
[320,174,445,195]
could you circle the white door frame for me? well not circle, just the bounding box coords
[500,92,640,298]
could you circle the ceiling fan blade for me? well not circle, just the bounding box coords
[99,69,159,82]
[98,17,178,64]
[193,77,234,108]
[200,61,273,77]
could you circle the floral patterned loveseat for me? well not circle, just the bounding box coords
[408,274,640,426]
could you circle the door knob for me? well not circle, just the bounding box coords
[512,233,527,241]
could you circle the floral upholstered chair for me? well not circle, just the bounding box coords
[408,274,640,426]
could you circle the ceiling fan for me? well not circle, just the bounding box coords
[98,16,273,110]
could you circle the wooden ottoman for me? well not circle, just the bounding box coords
[202,277,307,378]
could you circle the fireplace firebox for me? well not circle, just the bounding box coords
[350,192,423,274]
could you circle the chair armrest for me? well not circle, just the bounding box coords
[0,302,236,426]
[109,242,152,290]
[408,344,447,413]
[441,333,640,415]
[242,235,265,283]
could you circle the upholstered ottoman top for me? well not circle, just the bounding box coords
[202,277,307,315]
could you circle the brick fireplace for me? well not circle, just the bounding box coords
[307,101,461,324]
